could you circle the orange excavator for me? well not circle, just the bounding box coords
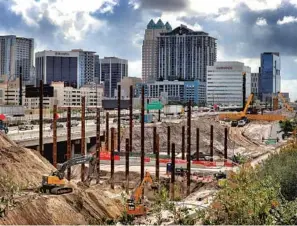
[126,171,157,216]
[274,92,294,112]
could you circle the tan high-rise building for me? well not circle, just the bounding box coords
[142,19,172,83]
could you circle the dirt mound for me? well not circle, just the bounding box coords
[121,116,236,155]
[0,186,123,225]
[0,135,54,187]
[0,133,124,224]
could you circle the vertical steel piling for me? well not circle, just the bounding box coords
[52,104,57,168]
[187,101,191,196]
[141,86,145,181]
[67,107,71,180]
[81,96,86,182]
[111,127,115,189]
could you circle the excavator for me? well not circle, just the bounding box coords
[219,93,286,121]
[40,154,97,195]
[273,92,294,112]
[126,171,157,216]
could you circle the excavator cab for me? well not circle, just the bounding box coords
[40,154,96,195]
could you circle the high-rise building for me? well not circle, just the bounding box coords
[0,35,34,82]
[94,54,101,83]
[251,73,259,97]
[100,57,128,98]
[142,19,172,83]
[36,49,97,87]
[158,25,217,82]
[35,50,79,87]
[206,62,251,107]
[259,52,281,102]
[71,49,96,86]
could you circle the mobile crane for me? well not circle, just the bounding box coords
[126,171,157,216]
[40,154,97,195]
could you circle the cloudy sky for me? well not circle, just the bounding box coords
[1,0,297,99]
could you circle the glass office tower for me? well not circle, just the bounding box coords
[259,52,281,101]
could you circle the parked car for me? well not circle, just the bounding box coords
[18,124,34,131]
[231,121,238,127]
[71,121,79,127]
[238,120,246,127]
[50,123,64,129]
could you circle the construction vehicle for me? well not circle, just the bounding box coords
[219,93,286,121]
[40,154,96,195]
[274,92,294,112]
[126,171,157,216]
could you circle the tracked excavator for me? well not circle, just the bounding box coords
[126,171,157,216]
[40,154,96,195]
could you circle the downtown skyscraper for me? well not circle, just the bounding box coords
[157,25,217,82]
[0,35,34,82]
[142,19,172,82]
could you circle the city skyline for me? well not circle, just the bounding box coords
[0,0,297,99]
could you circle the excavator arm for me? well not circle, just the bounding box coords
[130,172,153,203]
[53,155,95,180]
[278,92,294,112]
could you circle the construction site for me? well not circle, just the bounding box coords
[0,86,295,225]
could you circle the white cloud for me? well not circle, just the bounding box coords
[215,11,237,22]
[9,0,118,41]
[281,80,297,101]
[128,60,142,78]
[295,59,297,63]
[237,0,282,11]
[256,17,267,26]
[277,16,297,25]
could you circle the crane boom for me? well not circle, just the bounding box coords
[243,93,254,115]
[278,92,294,112]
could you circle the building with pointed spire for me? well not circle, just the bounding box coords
[142,19,172,82]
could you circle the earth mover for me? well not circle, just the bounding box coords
[40,154,97,195]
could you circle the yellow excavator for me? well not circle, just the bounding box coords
[40,154,97,195]
[273,92,294,112]
[126,171,157,216]
[219,93,286,121]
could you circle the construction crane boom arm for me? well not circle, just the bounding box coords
[131,172,153,203]
[243,93,254,115]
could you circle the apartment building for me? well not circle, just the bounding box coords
[157,25,217,82]
[0,35,34,82]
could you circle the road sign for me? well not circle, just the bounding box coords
[146,101,164,110]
